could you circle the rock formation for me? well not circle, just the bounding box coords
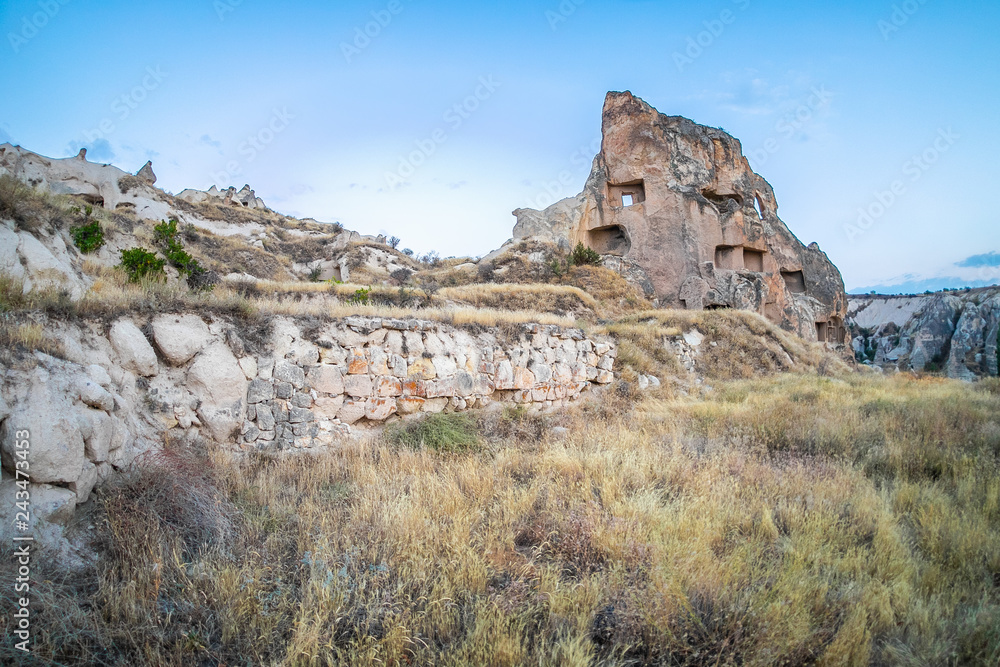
[0,142,172,220]
[136,160,156,185]
[177,184,268,210]
[512,91,848,344]
[848,287,1000,379]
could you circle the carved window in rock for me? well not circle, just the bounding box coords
[781,270,806,293]
[754,194,765,219]
[743,249,765,272]
[588,225,631,256]
[608,180,645,208]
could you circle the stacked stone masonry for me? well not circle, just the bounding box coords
[241,316,617,450]
[0,313,616,535]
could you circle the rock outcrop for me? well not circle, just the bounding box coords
[177,184,268,210]
[848,287,1000,379]
[0,143,171,220]
[511,92,848,344]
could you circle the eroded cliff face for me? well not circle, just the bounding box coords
[513,91,848,344]
[848,287,1000,379]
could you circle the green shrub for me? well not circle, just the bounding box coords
[386,413,479,453]
[70,220,104,253]
[154,218,207,280]
[118,247,165,283]
[569,242,602,267]
[348,287,371,305]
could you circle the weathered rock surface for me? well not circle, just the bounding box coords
[109,319,158,377]
[511,91,848,343]
[151,314,212,365]
[847,286,1000,378]
[186,343,248,441]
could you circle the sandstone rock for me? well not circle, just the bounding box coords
[365,398,397,421]
[377,377,403,397]
[1,370,85,484]
[151,315,212,366]
[513,367,536,390]
[76,377,114,411]
[369,348,390,375]
[274,361,306,388]
[314,396,345,420]
[848,287,1000,378]
[30,483,78,524]
[70,461,99,504]
[186,343,248,441]
[345,375,373,398]
[308,365,345,395]
[85,364,113,388]
[136,160,156,185]
[248,378,275,404]
[397,397,425,414]
[511,91,848,343]
[348,349,368,374]
[408,358,437,380]
[423,398,449,414]
[109,319,158,376]
[338,400,367,425]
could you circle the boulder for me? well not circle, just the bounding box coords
[1,369,85,484]
[109,319,158,376]
[186,343,249,441]
[150,314,212,365]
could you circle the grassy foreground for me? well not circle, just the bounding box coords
[3,375,999,666]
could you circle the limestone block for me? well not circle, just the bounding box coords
[109,319,158,377]
[150,314,212,365]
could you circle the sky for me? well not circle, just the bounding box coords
[1,0,998,293]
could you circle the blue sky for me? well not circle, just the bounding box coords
[2,0,998,292]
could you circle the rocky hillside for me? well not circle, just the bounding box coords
[847,287,1000,379]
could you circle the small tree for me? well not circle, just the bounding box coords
[388,236,401,249]
[569,242,602,267]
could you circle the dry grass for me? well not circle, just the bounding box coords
[439,283,598,316]
[185,228,290,280]
[4,374,998,665]
[606,309,852,382]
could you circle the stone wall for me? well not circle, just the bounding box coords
[0,312,617,534]
[239,315,616,450]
